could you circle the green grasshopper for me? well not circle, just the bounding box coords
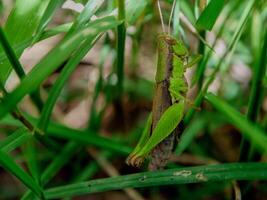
[126,1,201,170]
[126,34,196,170]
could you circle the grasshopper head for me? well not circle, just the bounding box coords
[157,34,188,56]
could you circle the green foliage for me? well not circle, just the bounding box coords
[0,0,266,199]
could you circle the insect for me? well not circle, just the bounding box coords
[126,0,201,170]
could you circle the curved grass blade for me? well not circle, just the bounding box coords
[37,35,99,132]
[38,0,106,133]
[44,163,267,199]
[0,127,31,153]
[46,121,132,155]
[184,0,256,124]
[205,93,267,154]
[0,149,43,197]
[31,0,65,44]
[0,114,132,155]
[21,141,79,200]
[0,16,121,120]
[196,0,224,31]
[0,27,43,110]
[0,0,49,83]
[116,0,126,97]
[175,117,206,155]
[66,0,105,37]
[240,24,267,162]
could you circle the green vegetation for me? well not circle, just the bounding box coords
[0,0,266,199]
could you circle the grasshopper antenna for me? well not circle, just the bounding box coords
[168,0,177,35]
[157,0,166,33]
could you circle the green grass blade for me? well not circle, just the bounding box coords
[37,36,98,132]
[0,0,49,83]
[0,16,121,120]
[0,27,43,110]
[66,0,105,36]
[184,0,256,124]
[40,142,79,185]
[21,142,79,200]
[23,138,40,184]
[175,117,206,155]
[44,163,267,199]
[116,0,126,97]
[0,149,43,197]
[111,0,148,25]
[0,128,31,153]
[31,0,65,44]
[240,24,267,162]
[0,114,132,155]
[172,0,180,38]
[46,122,132,155]
[0,27,25,78]
[38,0,107,132]
[205,93,267,154]
[196,0,224,30]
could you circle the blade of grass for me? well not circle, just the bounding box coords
[172,0,180,38]
[0,16,121,120]
[193,0,241,87]
[37,35,100,132]
[0,0,49,83]
[46,121,132,155]
[196,0,224,31]
[44,163,267,199]
[205,93,267,154]
[31,0,65,44]
[239,23,267,162]
[21,141,80,200]
[0,149,43,197]
[0,27,43,110]
[22,137,40,184]
[66,0,105,37]
[0,127,31,153]
[184,0,256,124]
[38,0,107,133]
[175,117,206,155]
[116,0,126,97]
[0,114,132,155]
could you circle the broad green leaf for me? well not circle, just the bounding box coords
[205,93,267,154]
[0,149,42,197]
[196,0,224,30]
[44,163,267,199]
[0,16,121,120]
[0,0,49,83]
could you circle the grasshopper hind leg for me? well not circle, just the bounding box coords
[126,114,152,167]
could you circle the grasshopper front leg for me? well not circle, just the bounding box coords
[127,101,185,167]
